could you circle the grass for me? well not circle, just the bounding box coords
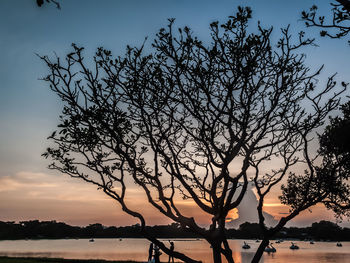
[0,257,142,263]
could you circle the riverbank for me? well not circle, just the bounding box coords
[0,257,141,263]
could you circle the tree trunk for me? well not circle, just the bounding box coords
[212,243,222,263]
[222,239,234,263]
[251,238,269,263]
[224,252,234,263]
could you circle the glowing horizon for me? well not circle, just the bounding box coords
[0,171,346,228]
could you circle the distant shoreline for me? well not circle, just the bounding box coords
[1,220,349,241]
[0,257,142,263]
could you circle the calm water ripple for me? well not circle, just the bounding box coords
[0,239,349,263]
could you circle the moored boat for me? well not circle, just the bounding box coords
[290,242,299,250]
[264,243,276,253]
[242,241,250,249]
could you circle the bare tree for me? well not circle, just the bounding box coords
[302,1,350,43]
[41,7,346,263]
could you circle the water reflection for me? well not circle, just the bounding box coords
[0,239,349,263]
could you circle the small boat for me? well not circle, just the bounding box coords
[89,238,95,242]
[264,243,276,253]
[290,242,299,250]
[336,242,342,247]
[242,242,250,249]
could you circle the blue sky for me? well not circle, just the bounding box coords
[0,0,349,226]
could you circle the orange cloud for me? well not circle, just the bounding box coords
[226,208,239,223]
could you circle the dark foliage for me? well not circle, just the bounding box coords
[320,101,350,162]
[1,220,349,241]
[317,101,350,216]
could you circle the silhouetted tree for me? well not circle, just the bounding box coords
[318,101,350,214]
[238,222,262,239]
[302,1,350,43]
[320,101,350,165]
[252,139,350,262]
[310,220,342,240]
[251,103,350,262]
[41,7,346,263]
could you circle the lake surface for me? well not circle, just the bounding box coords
[0,239,349,263]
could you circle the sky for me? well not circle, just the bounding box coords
[0,0,349,227]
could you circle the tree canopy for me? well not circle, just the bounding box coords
[317,101,350,216]
[42,6,348,263]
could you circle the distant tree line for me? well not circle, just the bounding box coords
[0,221,197,240]
[0,220,349,241]
[233,221,350,241]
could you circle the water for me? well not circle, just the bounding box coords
[0,239,349,263]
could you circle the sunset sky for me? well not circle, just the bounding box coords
[0,0,349,227]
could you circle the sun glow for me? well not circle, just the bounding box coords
[225,208,239,222]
